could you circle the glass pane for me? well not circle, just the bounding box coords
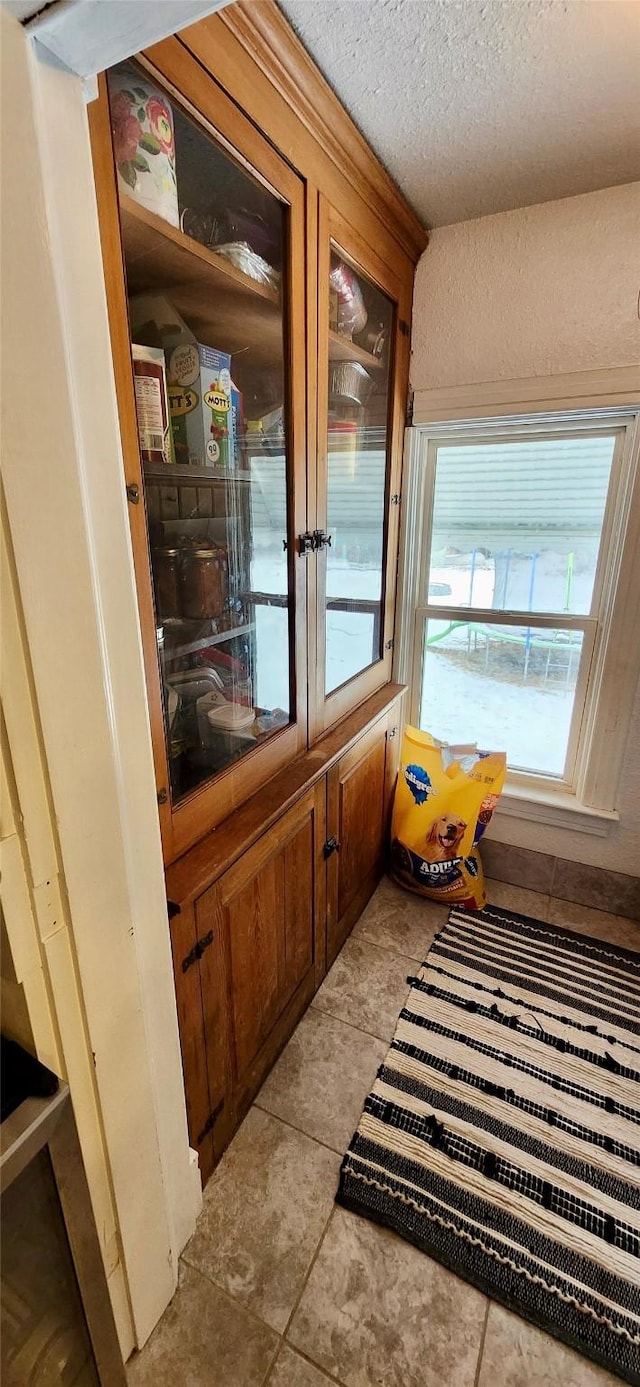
[107,62,293,804]
[420,619,584,777]
[324,246,394,694]
[428,435,616,615]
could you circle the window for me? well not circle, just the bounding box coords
[400,412,640,826]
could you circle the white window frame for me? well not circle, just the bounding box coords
[396,407,640,836]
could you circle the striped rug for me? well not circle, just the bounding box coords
[337,903,640,1384]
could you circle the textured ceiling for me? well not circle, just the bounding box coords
[279,0,640,228]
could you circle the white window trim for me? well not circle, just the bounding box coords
[396,404,640,834]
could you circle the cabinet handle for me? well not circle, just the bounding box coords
[182,928,214,973]
[323,836,341,859]
[197,1098,224,1145]
[298,532,315,556]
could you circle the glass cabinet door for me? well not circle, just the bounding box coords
[315,203,406,730]
[97,54,307,856]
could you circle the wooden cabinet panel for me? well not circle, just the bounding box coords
[188,782,324,1171]
[227,857,282,1077]
[168,900,215,1178]
[281,814,315,996]
[326,715,390,966]
[337,738,386,922]
[193,888,233,1173]
[221,814,315,1077]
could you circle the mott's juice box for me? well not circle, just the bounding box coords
[166,342,234,468]
[390,728,506,910]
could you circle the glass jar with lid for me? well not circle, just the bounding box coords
[152,546,182,619]
[179,546,228,620]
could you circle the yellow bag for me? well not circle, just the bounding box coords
[390,727,506,911]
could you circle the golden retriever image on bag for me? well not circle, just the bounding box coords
[425,814,467,861]
[390,728,506,910]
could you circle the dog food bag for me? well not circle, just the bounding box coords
[390,727,506,910]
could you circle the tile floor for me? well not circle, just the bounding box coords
[128,877,638,1387]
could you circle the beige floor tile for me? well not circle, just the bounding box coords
[476,1303,622,1387]
[268,1345,340,1386]
[256,1008,386,1154]
[312,936,415,1043]
[288,1206,487,1387]
[485,879,552,922]
[547,896,640,951]
[351,875,448,961]
[183,1108,341,1334]
[127,1261,278,1387]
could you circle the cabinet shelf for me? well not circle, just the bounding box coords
[328,329,384,372]
[119,196,282,362]
[144,462,252,486]
[162,621,254,659]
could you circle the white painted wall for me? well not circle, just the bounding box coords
[410,183,640,874]
[1,8,200,1348]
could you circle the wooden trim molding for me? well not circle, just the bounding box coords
[412,365,640,423]
[199,0,428,265]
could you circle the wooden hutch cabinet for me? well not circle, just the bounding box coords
[89,0,426,1180]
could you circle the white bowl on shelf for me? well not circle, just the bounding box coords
[207,702,255,732]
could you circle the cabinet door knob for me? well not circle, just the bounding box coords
[323,836,341,859]
[126,482,140,504]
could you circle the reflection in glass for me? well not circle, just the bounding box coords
[107,63,293,804]
[428,436,616,616]
[324,248,394,694]
[420,619,584,778]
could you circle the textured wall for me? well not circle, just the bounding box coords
[411,182,640,390]
[410,183,640,874]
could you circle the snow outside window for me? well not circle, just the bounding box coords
[401,414,640,811]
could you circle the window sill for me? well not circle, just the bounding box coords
[496,783,619,837]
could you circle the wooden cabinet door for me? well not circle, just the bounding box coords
[194,782,326,1168]
[326,709,400,966]
[90,41,309,867]
[167,899,217,1180]
[311,198,413,740]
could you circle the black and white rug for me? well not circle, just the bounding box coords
[337,904,640,1384]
